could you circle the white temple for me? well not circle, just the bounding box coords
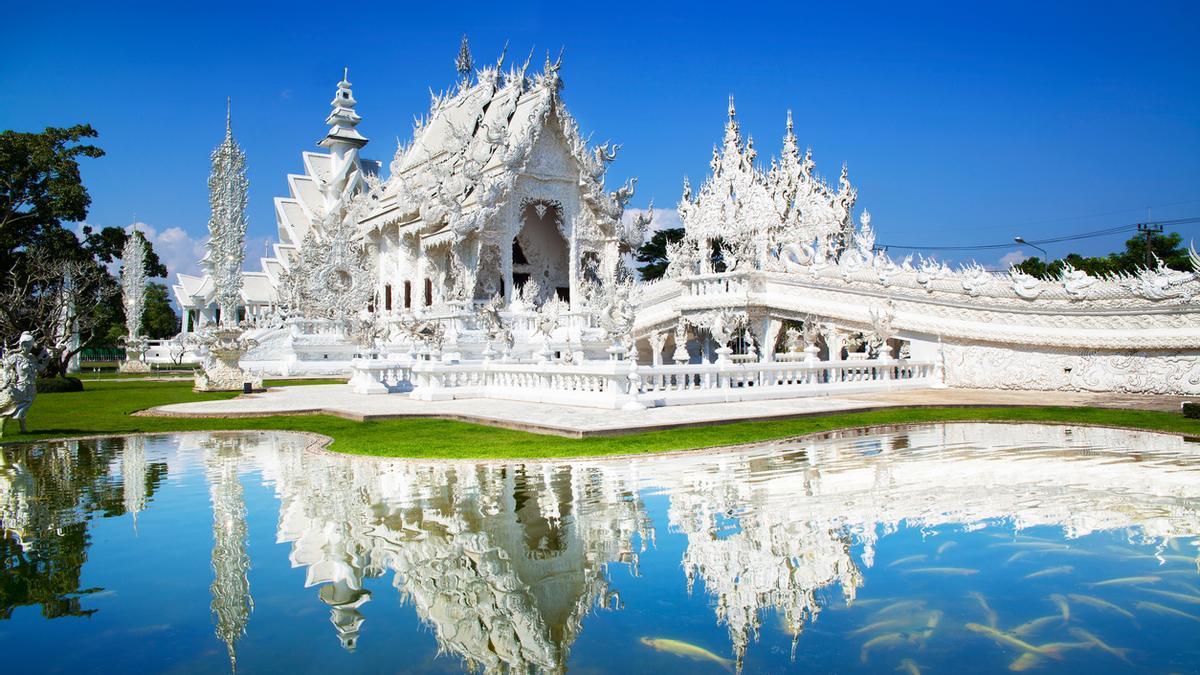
[168,40,1200,399]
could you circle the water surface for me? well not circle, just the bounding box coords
[1,424,1198,673]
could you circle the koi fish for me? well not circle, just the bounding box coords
[1049,593,1070,622]
[903,567,979,576]
[969,591,998,628]
[640,638,734,671]
[1023,565,1073,581]
[937,541,957,557]
[1006,551,1034,564]
[849,618,918,636]
[872,600,927,617]
[1066,594,1135,620]
[896,658,922,675]
[1088,575,1160,588]
[860,633,914,664]
[965,623,1064,659]
[887,554,927,568]
[1135,601,1200,622]
[1138,588,1200,605]
[1008,653,1043,672]
[1067,627,1132,664]
[1010,614,1061,637]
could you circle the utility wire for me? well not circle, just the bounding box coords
[879,217,1200,252]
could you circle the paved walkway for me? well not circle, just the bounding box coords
[141,384,1189,438]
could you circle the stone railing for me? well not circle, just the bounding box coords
[348,355,415,394]
[679,271,754,297]
[350,354,936,408]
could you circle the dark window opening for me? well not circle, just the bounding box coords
[384,284,393,311]
[513,272,530,290]
[424,279,432,306]
[555,286,570,303]
[512,240,529,265]
[404,281,412,309]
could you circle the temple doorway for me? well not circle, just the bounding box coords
[513,199,569,303]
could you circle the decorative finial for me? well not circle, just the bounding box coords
[225,97,232,135]
[786,109,793,133]
[342,66,349,84]
[728,95,736,119]
[456,34,473,79]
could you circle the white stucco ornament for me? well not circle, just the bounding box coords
[119,231,151,373]
[0,332,44,435]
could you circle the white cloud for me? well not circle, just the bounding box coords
[621,206,683,234]
[127,222,208,281]
[998,249,1029,268]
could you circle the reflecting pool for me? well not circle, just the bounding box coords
[1,424,1198,673]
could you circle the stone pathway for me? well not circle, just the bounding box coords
[141,384,1189,438]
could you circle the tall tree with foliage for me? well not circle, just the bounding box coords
[0,125,168,375]
[1014,231,1194,279]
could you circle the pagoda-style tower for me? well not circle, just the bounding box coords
[316,68,369,229]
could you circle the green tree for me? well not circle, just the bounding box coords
[1014,231,1194,280]
[0,125,104,268]
[0,126,170,372]
[634,227,685,280]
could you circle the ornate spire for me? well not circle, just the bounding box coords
[782,110,799,159]
[319,68,368,150]
[456,34,473,82]
[723,95,742,148]
[205,104,249,326]
[120,227,147,339]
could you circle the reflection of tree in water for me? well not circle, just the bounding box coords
[266,451,653,673]
[0,437,165,620]
[204,433,253,672]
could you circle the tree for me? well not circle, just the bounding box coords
[0,125,104,270]
[635,227,685,281]
[0,253,117,377]
[1015,231,1194,279]
[0,126,171,374]
[141,283,180,339]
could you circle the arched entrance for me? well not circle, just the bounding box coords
[512,199,569,304]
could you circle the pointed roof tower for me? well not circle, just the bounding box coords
[456,34,473,84]
[319,68,368,150]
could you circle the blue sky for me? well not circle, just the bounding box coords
[3,1,1197,280]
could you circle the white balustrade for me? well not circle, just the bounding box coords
[350,351,935,408]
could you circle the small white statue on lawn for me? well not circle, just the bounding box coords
[0,332,44,436]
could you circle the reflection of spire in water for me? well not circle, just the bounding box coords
[319,580,371,651]
[206,435,252,672]
[121,436,147,532]
[264,450,654,673]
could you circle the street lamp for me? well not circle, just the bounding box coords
[1013,236,1048,259]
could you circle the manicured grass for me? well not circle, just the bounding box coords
[6,379,1198,459]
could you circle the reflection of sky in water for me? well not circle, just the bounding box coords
[1,424,1198,673]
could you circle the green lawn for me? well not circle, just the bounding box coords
[5,379,1198,459]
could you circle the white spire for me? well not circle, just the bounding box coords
[319,68,368,150]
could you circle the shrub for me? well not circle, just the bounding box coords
[1183,402,1199,419]
[36,377,84,393]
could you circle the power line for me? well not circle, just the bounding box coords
[879,217,1200,252]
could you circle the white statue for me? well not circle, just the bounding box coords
[0,332,45,436]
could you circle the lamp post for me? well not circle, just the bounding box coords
[1013,236,1048,259]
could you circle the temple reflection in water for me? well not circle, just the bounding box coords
[1,424,1198,672]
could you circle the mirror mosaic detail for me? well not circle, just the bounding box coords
[1,424,1197,673]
